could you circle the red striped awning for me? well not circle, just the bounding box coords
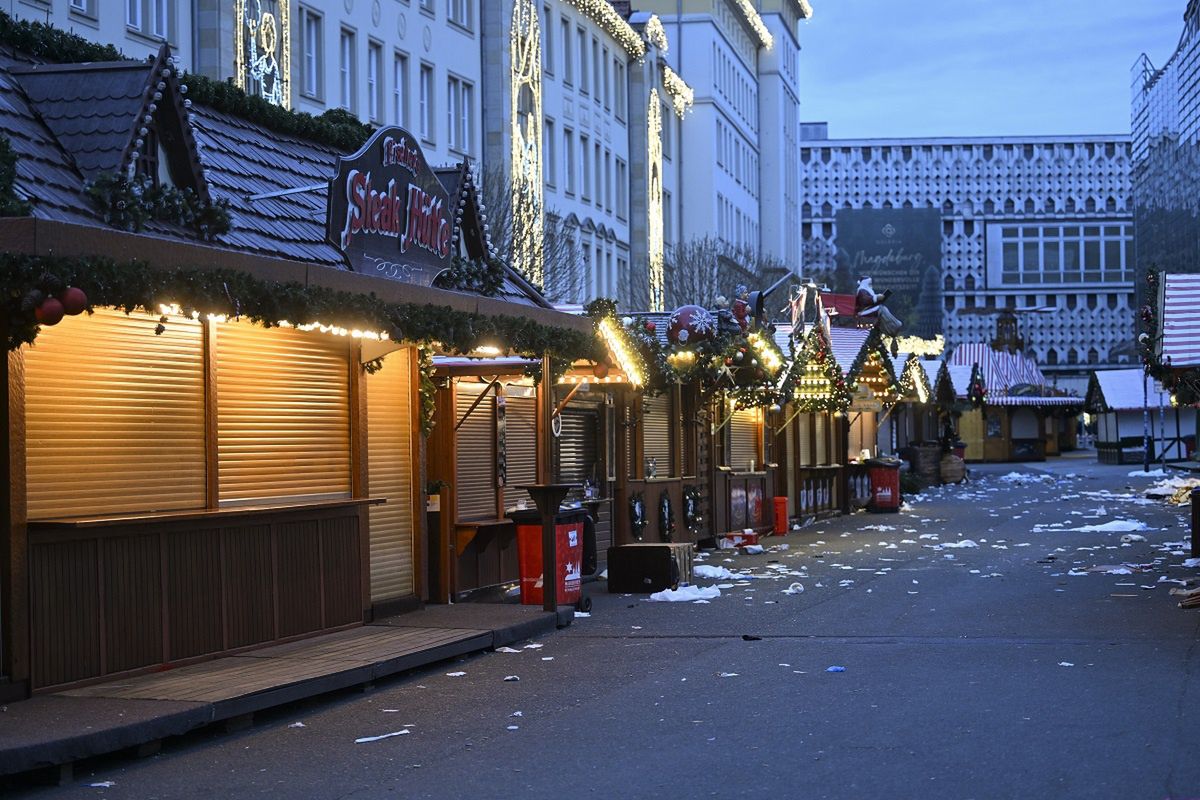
[1160,274,1200,367]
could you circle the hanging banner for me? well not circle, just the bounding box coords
[834,208,943,336]
[327,126,453,286]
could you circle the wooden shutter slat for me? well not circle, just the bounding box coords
[504,394,538,512]
[643,394,673,476]
[816,413,829,464]
[730,408,761,471]
[455,383,496,520]
[558,407,600,503]
[216,322,351,504]
[24,309,206,519]
[367,347,416,601]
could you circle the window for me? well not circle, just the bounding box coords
[447,75,474,154]
[580,134,590,200]
[593,142,601,209]
[577,28,588,94]
[661,102,671,159]
[71,0,96,16]
[603,149,612,213]
[339,29,355,111]
[662,188,672,239]
[564,127,575,194]
[301,8,322,99]
[591,37,600,102]
[991,222,1132,285]
[448,0,471,29]
[542,5,554,74]
[367,42,383,122]
[561,18,572,84]
[544,118,557,187]
[393,52,409,125]
[614,59,626,121]
[602,46,611,109]
[616,158,627,220]
[420,0,435,13]
[418,64,436,142]
[127,0,168,38]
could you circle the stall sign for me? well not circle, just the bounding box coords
[327,126,452,285]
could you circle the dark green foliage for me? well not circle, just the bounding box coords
[85,173,231,239]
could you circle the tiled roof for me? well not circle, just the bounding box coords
[0,54,96,225]
[12,60,146,181]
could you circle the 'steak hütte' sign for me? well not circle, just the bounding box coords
[327,127,452,285]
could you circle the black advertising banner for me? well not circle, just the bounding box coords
[834,208,944,335]
[327,126,452,286]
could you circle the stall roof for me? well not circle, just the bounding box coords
[945,364,974,398]
[948,343,1047,395]
[1159,273,1200,367]
[986,395,1082,407]
[828,326,870,378]
[0,46,547,307]
[1087,368,1171,412]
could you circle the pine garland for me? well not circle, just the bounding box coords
[432,254,507,297]
[0,133,30,217]
[0,254,596,365]
[0,11,124,63]
[85,173,231,239]
[787,327,853,413]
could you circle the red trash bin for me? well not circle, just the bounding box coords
[866,458,901,513]
[514,511,584,607]
[773,496,788,534]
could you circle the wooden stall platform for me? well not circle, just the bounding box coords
[0,603,572,780]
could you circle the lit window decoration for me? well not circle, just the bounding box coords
[563,0,646,59]
[662,66,694,119]
[896,356,933,405]
[789,330,852,412]
[647,89,665,312]
[234,0,291,109]
[730,0,774,50]
[746,331,785,376]
[643,15,669,53]
[510,0,545,285]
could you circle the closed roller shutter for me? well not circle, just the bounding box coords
[798,412,814,467]
[366,347,416,601]
[24,309,206,519]
[558,407,599,502]
[784,417,795,515]
[730,408,761,472]
[455,383,496,520]
[643,393,673,476]
[815,413,829,464]
[216,322,352,503]
[504,393,538,512]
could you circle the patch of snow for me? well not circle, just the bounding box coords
[649,585,721,602]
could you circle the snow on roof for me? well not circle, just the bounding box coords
[1092,368,1172,411]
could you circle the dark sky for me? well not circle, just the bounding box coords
[796,1,1185,138]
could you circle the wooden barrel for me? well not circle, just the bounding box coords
[910,444,941,483]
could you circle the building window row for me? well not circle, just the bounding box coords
[992,222,1132,286]
[543,7,626,123]
[715,118,759,195]
[717,193,758,251]
[712,42,756,130]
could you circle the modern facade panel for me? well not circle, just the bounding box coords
[799,130,1134,393]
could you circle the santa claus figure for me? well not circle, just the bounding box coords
[854,276,903,335]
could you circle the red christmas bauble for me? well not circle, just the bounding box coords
[593,361,610,379]
[667,304,716,346]
[59,286,88,315]
[36,297,64,326]
[645,321,656,333]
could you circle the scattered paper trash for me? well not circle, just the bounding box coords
[717,672,739,678]
[1120,533,1147,543]
[743,545,765,555]
[1058,662,1074,667]
[649,585,721,602]
[495,646,521,653]
[356,729,411,743]
[782,582,805,595]
[574,611,591,618]
[445,671,466,677]
[288,722,306,728]
[89,782,116,788]
[826,666,846,673]
[503,675,521,682]
[506,725,519,731]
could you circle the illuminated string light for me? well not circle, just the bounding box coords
[730,0,774,49]
[647,90,665,311]
[598,316,644,387]
[894,334,945,357]
[234,0,290,108]
[564,0,647,58]
[746,332,784,375]
[510,0,545,285]
[643,16,669,53]
[662,66,693,118]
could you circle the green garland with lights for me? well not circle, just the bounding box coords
[432,254,507,297]
[896,354,933,404]
[86,173,231,240]
[0,255,597,436]
[966,364,987,408]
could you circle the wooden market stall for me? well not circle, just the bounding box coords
[1086,368,1195,464]
[0,49,593,695]
[885,354,939,452]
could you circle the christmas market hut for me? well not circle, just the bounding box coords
[882,352,939,453]
[0,41,594,695]
[947,344,1082,462]
[934,362,985,461]
[770,320,852,522]
[1086,370,1194,464]
[1141,272,1200,462]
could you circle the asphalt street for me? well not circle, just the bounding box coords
[12,458,1200,800]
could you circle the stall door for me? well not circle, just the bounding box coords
[456,383,497,520]
[559,407,601,498]
[504,391,538,512]
[643,393,674,477]
[366,348,417,602]
[729,408,761,471]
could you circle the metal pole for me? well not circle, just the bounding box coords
[541,512,557,612]
[1143,372,1151,473]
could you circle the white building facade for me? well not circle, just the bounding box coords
[11,0,483,168]
[799,128,1134,393]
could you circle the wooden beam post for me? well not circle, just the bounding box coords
[1,345,29,695]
